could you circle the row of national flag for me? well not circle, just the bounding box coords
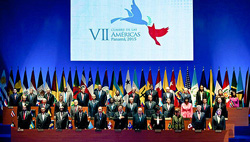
[0,67,250,110]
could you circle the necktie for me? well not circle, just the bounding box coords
[151,91,152,95]
[61,112,63,120]
[65,92,67,103]
[217,116,220,123]
[47,95,50,101]
[198,113,200,120]
[14,94,17,100]
[149,102,151,109]
[80,113,82,121]
[130,104,133,110]
[30,95,32,102]
[139,115,141,121]
[99,91,101,98]
[23,111,26,120]
[100,113,102,120]
[82,94,84,101]
[75,107,77,112]
[133,94,135,99]
[204,104,206,110]
[157,115,159,125]
[42,114,45,121]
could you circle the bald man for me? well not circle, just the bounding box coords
[129,87,140,106]
[17,95,31,114]
[192,105,206,130]
[94,85,107,106]
[145,95,156,117]
[133,108,147,130]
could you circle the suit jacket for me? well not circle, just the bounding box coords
[44,93,55,107]
[70,105,79,119]
[60,91,73,107]
[201,104,211,118]
[162,104,175,118]
[88,100,99,117]
[27,94,37,106]
[107,103,117,118]
[132,114,147,130]
[9,93,21,106]
[18,111,32,129]
[172,115,184,130]
[145,101,156,117]
[212,115,226,130]
[113,111,128,129]
[38,104,51,113]
[94,112,107,129]
[162,92,174,104]
[36,113,51,129]
[125,103,138,117]
[180,93,192,104]
[145,90,159,104]
[213,103,228,118]
[17,101,31,114]
[151,114,165,130]
[77,92,89,107]
[54,102,67,114]
[55,111,69,129]
[94,90,107,106]
[192,112,206,130]
[74,111,88,129]
[129,93,140,106]
[196,91,207,105]
[113,95,123,106]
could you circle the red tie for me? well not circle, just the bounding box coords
[204,105,206,110]
[198,113,200,120]
[82,94,84,100]
[23,112,26,120]
[47,95,49,101]
[75,107,77,112]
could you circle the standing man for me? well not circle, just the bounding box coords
[38,98,51,113]
[94,107,107,130]
[17,95,31,114]
[133,108,147,130]
[129,87,140,106]
[77,86,89,107]
[54,95,67,114]
[212,108,226,130]
[18,105,32,129]
[201,98,211,118]
[70,100,79,119]
[145,84,159,104]
[55,106,69,129]
[94,85,107,106]
[60,87,73,107]
[145,95,156,117]
[27,89,37,106]
[162,98,175,118]
[162,87,174,104]
[192,105,206,130]
[180,88,192,104]
[74,106,89,129]
[9,88,21,106]
[125,97,138,117]
[44,89,55,107]
[107,98,117,118]
[36,107,51,129]
[113,105,128,130]
[88,95,99,118]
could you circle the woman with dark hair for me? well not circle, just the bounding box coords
[181,98,193,118]
[196,85,207,105]
[229,90,239,107]
[215,89,226,104]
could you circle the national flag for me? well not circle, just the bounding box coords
[102,69,109,104]
[222,70,230,107]
[139,69,146,106]
[170,69,178,107]
[244,68,250,107]
[0,70,9,103]
[118,70,124,96]
[200,68,207,91]
[146,69,153,91]
[231,69,237,92]
[30,121,35,129]
[59,70,66,93]
[128,122,133,130]
[162,68,169,92]
[168,123,172,129]
[30,69,37,94]
[81,69,91,98]
[176,69,184,91]
[229,100,235,107]
[52,69,59,101]
[49,120,54,129]
[214,68,222,100]
[7,69,14,96]
[124,69,132,105]
[87,70,94,100]
[48,109,52,116]
[11,110,15,117]
[22,69,29,92]
[191,67,198,107]
[185,67,191,90]
[94,70,101,90]
[109,70,117,98]
[88,121,94,129]
[236,68,244,102]
[44,68,51,90]
[37,69,44,93]
[14,69,23,94]
[67,69,73,94]
[188,123,193,130]
[207,69,214,106]
[208,122,212,130]
[73,69,80,99]
[155,69,162,104]
[68,120,73,129]
[11,122,15,128]
[132,69,139,93]
[107,121,112,129]
[147,123,152,130]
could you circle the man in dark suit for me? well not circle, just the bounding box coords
[162,98,175,118]
[9,88,21,106]
[44,88,55,107]
[129,87,140,106]
[180,88,192,104]
[88,95,99,118]
[94,107,107,129]
[125,97,138,117]
[133,108,147,130]
[70,100,79,120]
[162,87,174,104]
[196,85,207,105]
[107,98,117,118]
[192,105,206,130]
[212,108,226,130]
[54,95,67,114]
[145,84,159,104]
[151,107,165,130]
[113,105,128,130]
[36,107,51,129]
[213,98,228,118]
[59,87,73,107]
[18,105,32,129]
[77,86,89,107]
[17,95,31,114]
[55,106,69,129]
[201,98,211,118]
[94,85,107,106]
[27,89,37,106]
[145,95,156,117]
[39,98,51,113]
[74,106,89,129]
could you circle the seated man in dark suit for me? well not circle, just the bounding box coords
[17,95,31,114]
[129,87,140,106]
[94,85,107,106]
[151,107,165,130]
[9,88,21,106]
[212,108,226,130]
[162,98,175,118]
[44,88,55,107]
[113,105,128,130]
[125,97,138,117]
[201,98,211,118]
[145,84,159,104]
[27,88,37,106]
[55,106,69,129]
[133,108,147,130]
[74,106,89,129]
[39,98,51,113]
[107,98,117,118]
[94,107,107,130]
[213,98,228,118]
[18,105,32,129]
[36,107,51,129]
[88,95,99,118]
[54,95,67,114]
[145,95,156,117]
[192,105,206,130]
[162,87,174,104]
[172,108,184,130]
[77,86,89,107]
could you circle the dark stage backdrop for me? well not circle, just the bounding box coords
[0,0,250,87]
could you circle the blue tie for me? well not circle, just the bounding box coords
[65,93,67,102]
[99,91,101,98]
